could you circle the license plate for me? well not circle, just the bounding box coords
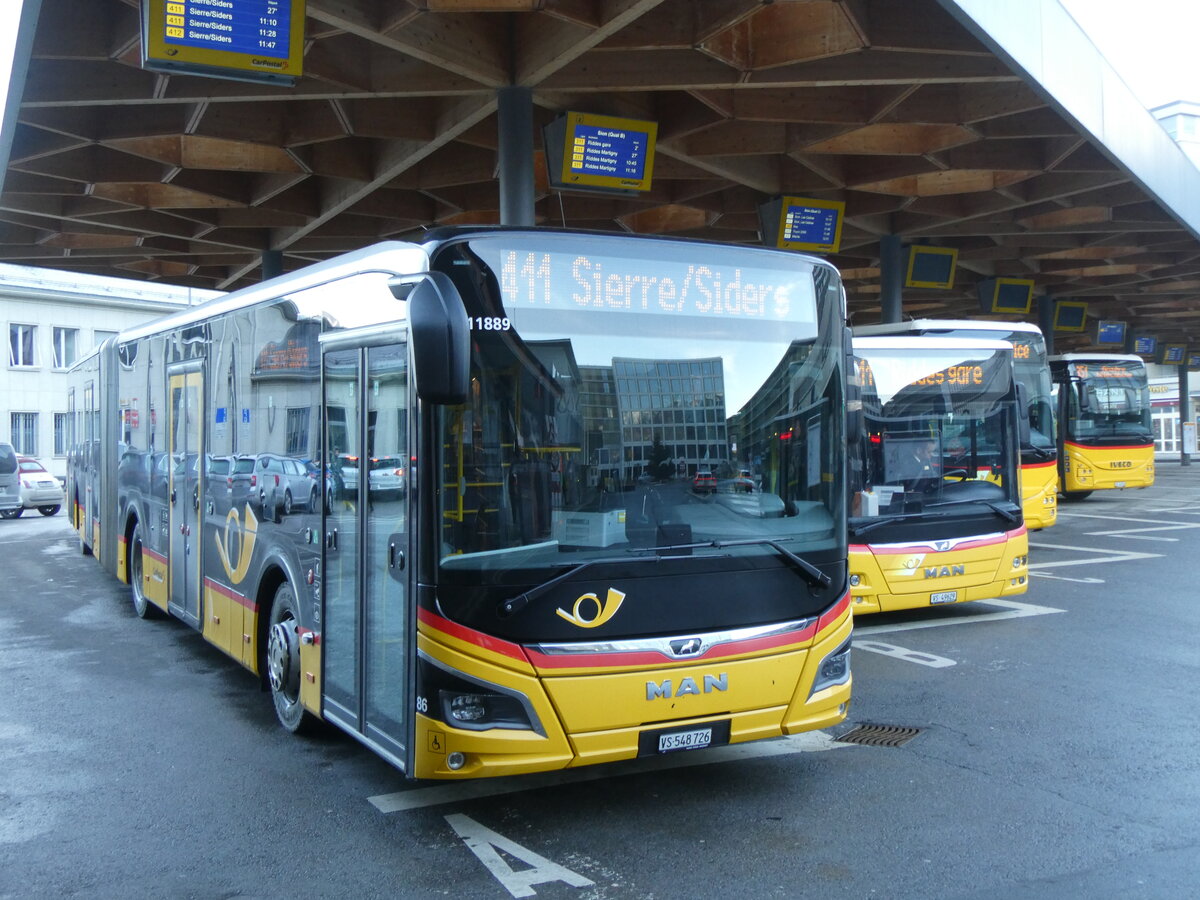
[930,590,958,605]
[657,727,712,753]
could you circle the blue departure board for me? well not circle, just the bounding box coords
[568,125,649,182]
[142,0,305,85]
[163,1,293,57]
[1096,321,1125,345]
[550,112,657,192]
[774,197,844,253]
[1133,335,1156,355]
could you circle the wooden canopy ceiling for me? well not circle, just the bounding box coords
[4,0,1200,349]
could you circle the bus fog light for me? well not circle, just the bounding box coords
[849,574,861,587]
[447,752,466,770]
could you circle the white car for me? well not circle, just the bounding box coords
[4,457,64,518]
[368,456,406,498]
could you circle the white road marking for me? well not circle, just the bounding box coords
[1030,572,1104,583]
[853,598,1065,637]
[445,814,594,898]
[1027,542,1161,568]
[853,640,956,668]
[369,731,851,813]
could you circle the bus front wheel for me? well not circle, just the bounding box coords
[266,581,318,734]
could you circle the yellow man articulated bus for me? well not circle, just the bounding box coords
[66,230,853,780]
[1049,353,1155,500]
[846,335,1029,615]
[854,320,1057,529]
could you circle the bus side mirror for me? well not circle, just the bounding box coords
[1014,381,1031,445]
[398,272,469,405]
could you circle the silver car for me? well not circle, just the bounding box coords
[8,456,64,517]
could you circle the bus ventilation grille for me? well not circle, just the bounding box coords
[834,724,921,748]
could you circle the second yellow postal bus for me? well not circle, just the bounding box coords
[854,320,1057,529]
[1049,353,1155,500]
[847,334,1029,615]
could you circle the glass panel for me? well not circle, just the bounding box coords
[322,349,360,714]
[365,343,408,742]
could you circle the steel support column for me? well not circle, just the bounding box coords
[498,87,535,226]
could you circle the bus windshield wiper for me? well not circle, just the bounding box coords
[848,514,911,537]
[498,556,661,617]
[629,537,831,589]
[925,498,1020,523]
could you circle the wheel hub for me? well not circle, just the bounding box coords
[267,620,299,695]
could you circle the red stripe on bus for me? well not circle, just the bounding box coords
[417,607,528,662]
[816,590,851,634]
[852,525,1025,555]
[202,576,258,612]
[1020,460,1056,470]
[524,620,821,671]
[143,546,167,564]
[1064,441,1153,451]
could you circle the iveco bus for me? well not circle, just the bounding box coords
[1049,353,1154,500]
[67,230,853,779]
[847,334,1028,614]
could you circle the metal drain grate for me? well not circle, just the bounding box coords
[835,723,922,747]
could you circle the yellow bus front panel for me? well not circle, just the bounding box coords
[1021,461,1058,529]
[1062,442,1154,493]
[410,596,852,780]
[849,527,1028,615]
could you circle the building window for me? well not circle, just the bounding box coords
[11,412,37,455]
[286,407,310,456]
[9,324,36,366]
[54,413,69,456]
[52,327,78,369]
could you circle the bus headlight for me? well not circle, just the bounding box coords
[809,638,851,697]
[419,654,542,733]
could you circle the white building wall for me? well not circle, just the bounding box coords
[2,264,222,478]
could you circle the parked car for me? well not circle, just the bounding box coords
[252,453,317,519]
[6,457,64,517]
[337,453,360,496]
[692,470,717,494]
[0,442,21,518]
[368,455,406,499]
[302,458,340,511]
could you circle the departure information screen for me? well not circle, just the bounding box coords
[163,0,294,56]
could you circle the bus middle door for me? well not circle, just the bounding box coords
[321,338,413,772]
[168,364,204,627]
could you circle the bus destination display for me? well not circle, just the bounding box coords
[776,197,845,253]
[142,0,305,84]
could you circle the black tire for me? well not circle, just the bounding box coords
[310,487,319,512]
[266,581,318,734]
[282,489,293,516]
[38,504,61,517]
[0,508,20,520]
[129,522,161,619]
[1062,490,1092,502]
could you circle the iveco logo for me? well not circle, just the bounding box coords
[924,565,965,578]
[669,637,704,657]
[1112,461,1133,468]
[646,673,728,700]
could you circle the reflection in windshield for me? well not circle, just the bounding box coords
[431,234,845,578]
[1067,360,1152,441]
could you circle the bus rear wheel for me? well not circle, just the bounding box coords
[129,522,161,619]
[1062,490,1092,502]
[266,581,318,734]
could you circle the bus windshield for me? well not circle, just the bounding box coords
[430,233,845,584]
[851,343,1021,521]
[1066,359,1152,442]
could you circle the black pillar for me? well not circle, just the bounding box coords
[497,86,535,226]
[879,235,903,324]
[1037,296,1055,354]
[262,249,283,281]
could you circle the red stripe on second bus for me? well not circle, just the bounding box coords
[203,576,258,612]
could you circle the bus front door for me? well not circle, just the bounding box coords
[322,341,413,771]
[168,365,204,627]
